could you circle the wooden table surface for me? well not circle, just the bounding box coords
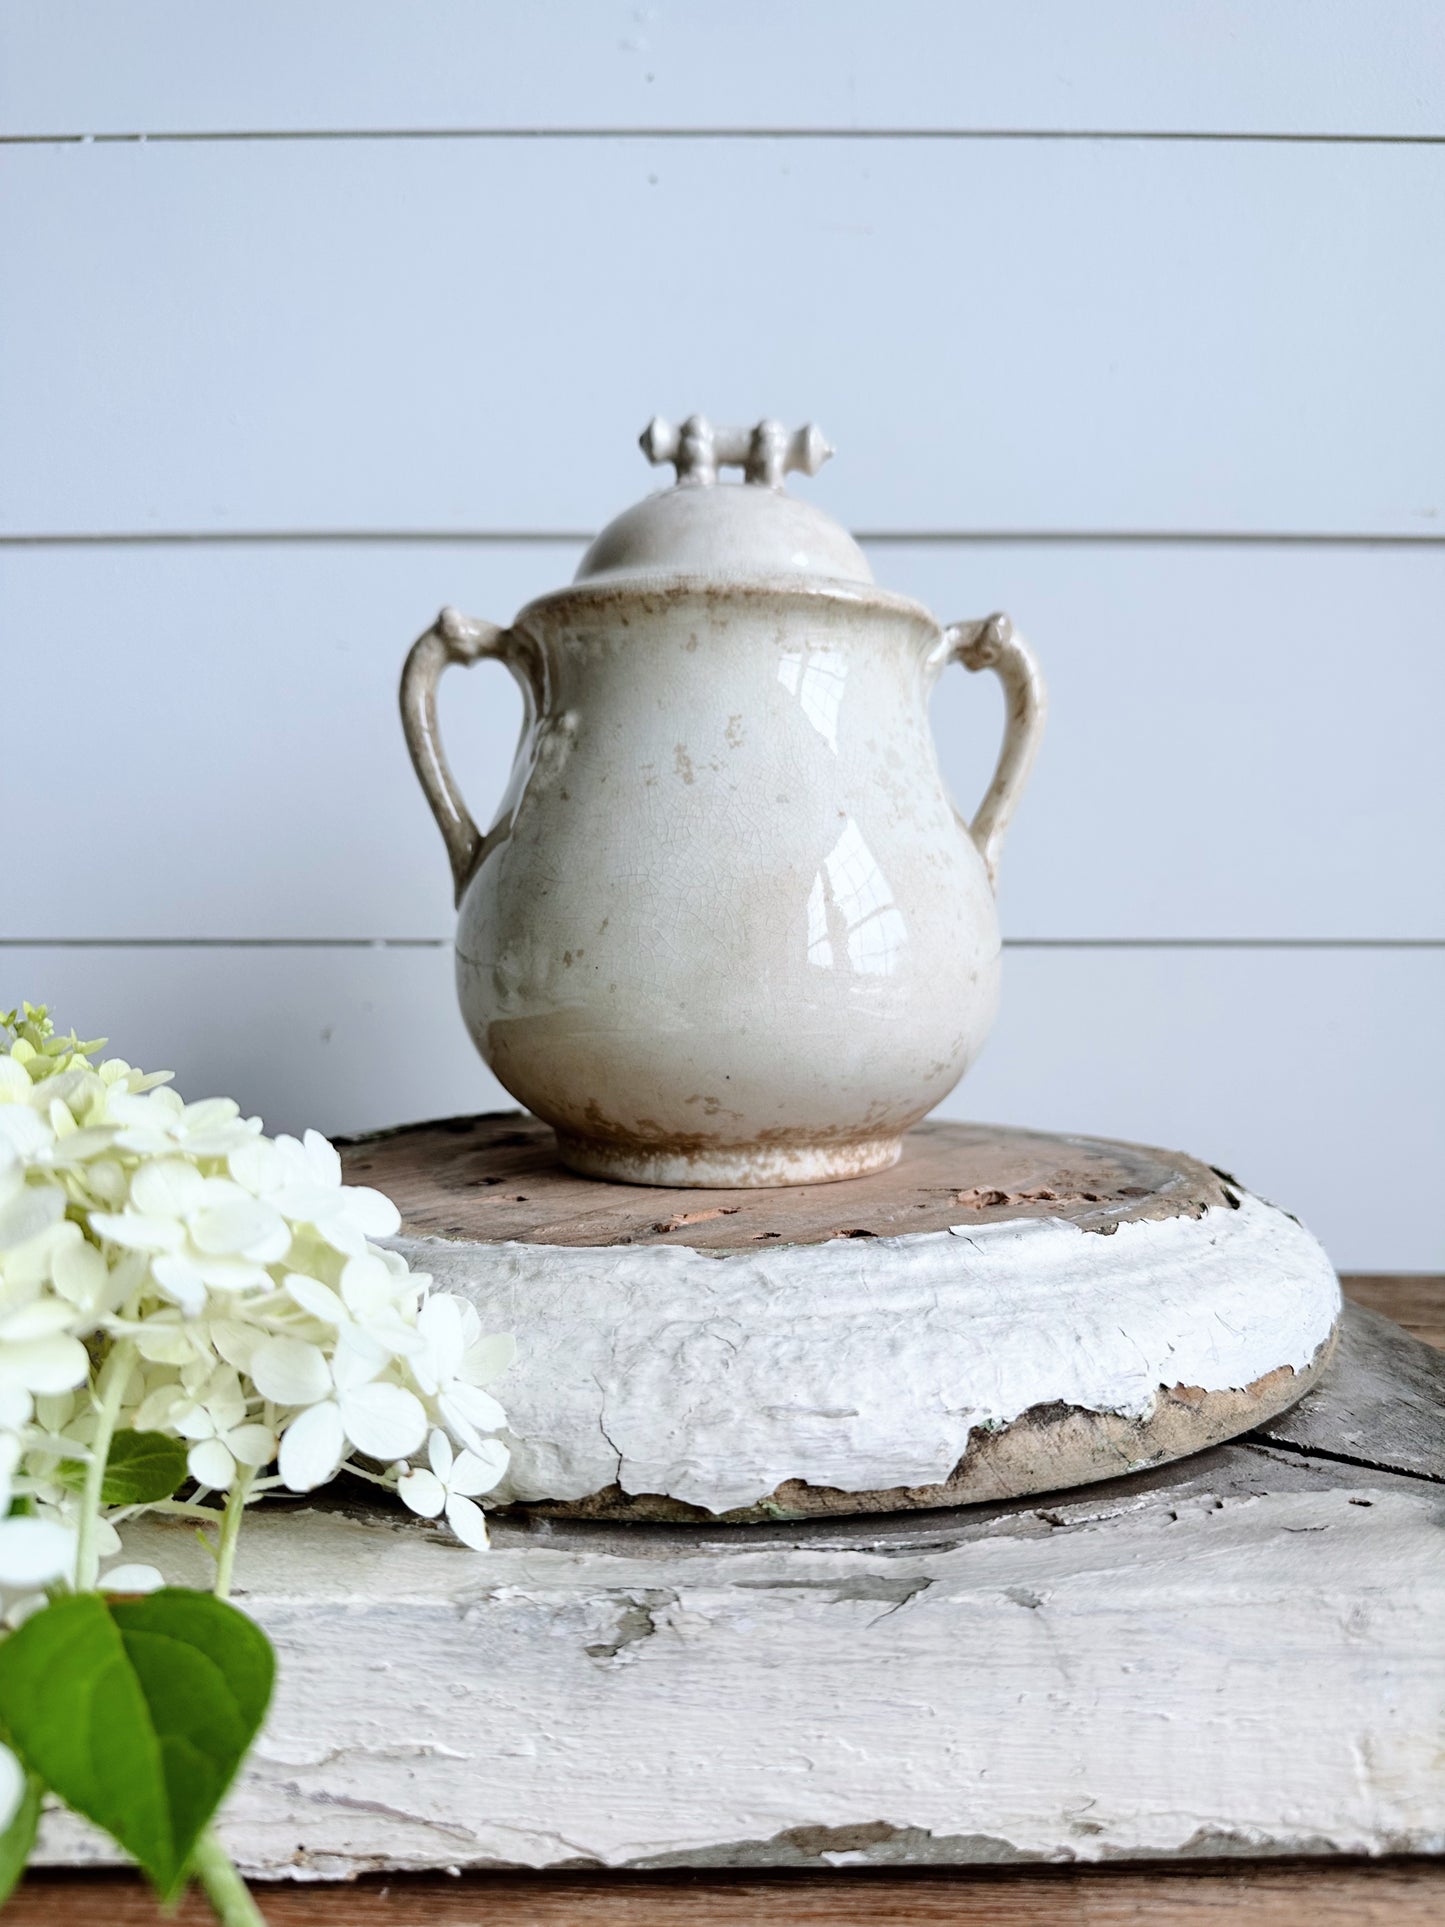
[19,1275,1443,1927]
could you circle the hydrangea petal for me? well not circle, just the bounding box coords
[0,1182,66,1251]
[0,1109,53,1158]
[339,1186,401,1238]
[46,1126,120,1163]
[188,1436,237,1489]
[450,1439,510,1498]
[0,1297,83,1342]
[134,1322,198,1365]
[284,1274,348,1325]
[442,1382,508,1436]
[462,1332,518,1385]
[133,1384,185,1430]
[0,1334,90,1396]
[90,1210,186,1254]
[130,1158,207,1218]
[189,1197,290,1262]
[340,1382,427,1461]
[99,1563,165,1595]
[444,1493,492,1551]
[397,1465,446,1518]
[203,1368,248,1434]
[302,1129,343,1187]
[250,1335,332,1406]
[315,1215,369,1258]
[228,1136,281,1195]
[0,1514,76,1587]
[226,1423,278,1468]
[0,1056,31,1101]
[51,1237,108,1308]
[171,1401,215,1441]
[278,1399,345,1491]
[149,1251,209,1314]
[209,1318,261,1371]
[426,1428,453,1482]
[339,1254,395,1318]
[330,1326,388,1392]
[176,1122,264,1159]
[187,1253,271,1293]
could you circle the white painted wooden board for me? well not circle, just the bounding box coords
[4,541,1441,942]
[2,943,1439,1270]
[4,139,1443,537]
[33,1467,1445,1874]
[5,1,1444,139]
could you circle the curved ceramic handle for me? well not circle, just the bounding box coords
[942,613,1046,888]
[400,605,510,904]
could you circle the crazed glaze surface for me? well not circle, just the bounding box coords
[400,419,1046,1185]
[392,1189,1341,1515]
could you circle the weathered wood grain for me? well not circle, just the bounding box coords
[13,1859,1445,1925]
[1344,1276,1445,1353]
[31,1363,1445,1880]
[339,1112,1236,1248]
[23,1289,1444,1909]
[352,1115,1340,1517]
[1254,1302,1445,1483]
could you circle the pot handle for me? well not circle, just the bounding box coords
[941,613,1046,889]
[400,605,510,904]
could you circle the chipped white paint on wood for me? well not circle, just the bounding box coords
[33,1477,1445,1874]
[395,1192,1340,1512]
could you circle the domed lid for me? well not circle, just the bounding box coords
[572,416,876,590]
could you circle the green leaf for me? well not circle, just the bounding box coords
[0,1589,274,1899]
[58,1429,189,1505]
[0,1768,42,1906]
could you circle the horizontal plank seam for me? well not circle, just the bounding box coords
[1249,1434,1445,1487]
[4,128,1445,147]
[3,939,1441,952]
[5,532,1445,551]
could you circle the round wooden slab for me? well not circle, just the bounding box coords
[342,1112,1238,1248]
[342,1114,1342,1522]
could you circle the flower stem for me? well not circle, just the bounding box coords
[212,1466,253,1602]
[149,1498,228,1522]
[73,1337,136,1591]
[190,1827,269,1927]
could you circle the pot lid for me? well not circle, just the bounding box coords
[572,416,876,590]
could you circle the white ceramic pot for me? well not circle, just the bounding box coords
[401,417,1045,1187]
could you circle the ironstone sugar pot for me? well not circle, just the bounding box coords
[401,416,1045,1188]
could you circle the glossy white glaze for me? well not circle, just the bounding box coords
[402,421,1046,1184]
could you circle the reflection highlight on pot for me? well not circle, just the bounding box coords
[778,645,847,751]
[805,817,909,978]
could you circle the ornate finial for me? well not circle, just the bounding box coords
[640,417,833,489]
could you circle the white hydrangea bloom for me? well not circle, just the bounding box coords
[0,1004,513,1594]
[398,1429,509,1551]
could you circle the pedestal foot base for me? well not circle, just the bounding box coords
[554,1130,903,1188]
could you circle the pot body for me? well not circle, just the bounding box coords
[451,583,1002,1185]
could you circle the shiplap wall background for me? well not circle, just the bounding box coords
[1,1,1442,1267]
